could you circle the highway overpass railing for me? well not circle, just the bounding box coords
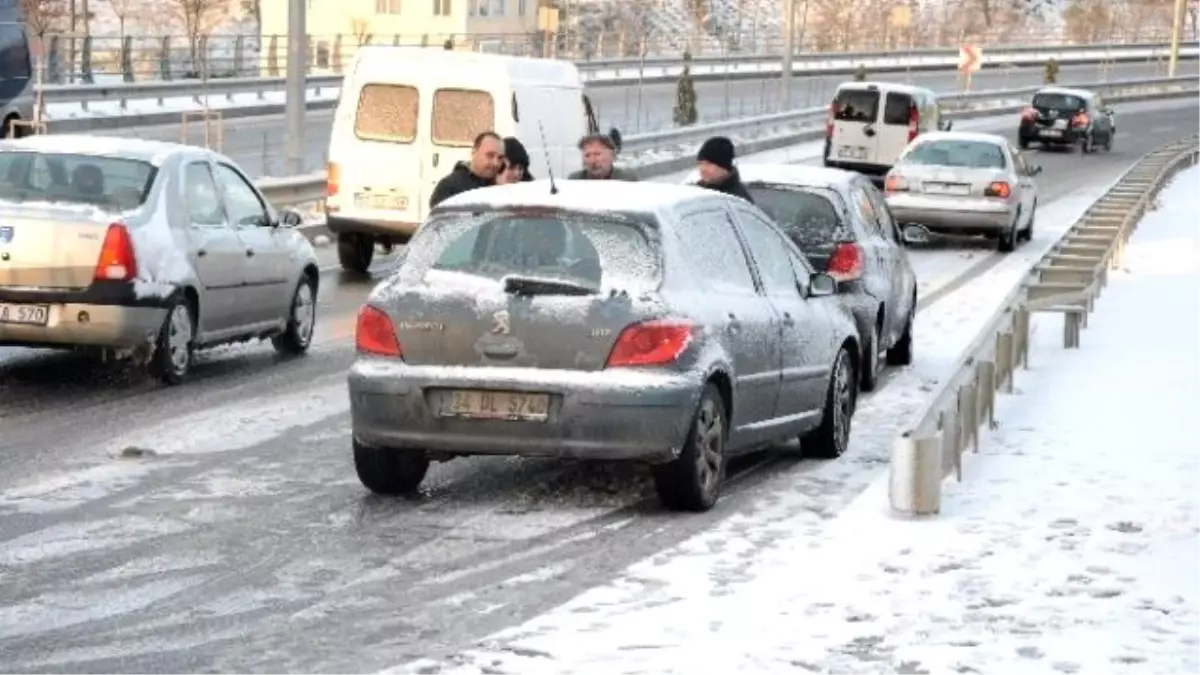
[888,134,1200,517]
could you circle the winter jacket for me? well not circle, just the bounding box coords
[697,168,755,204]
[567,166,640,181]
[429,162,494,209]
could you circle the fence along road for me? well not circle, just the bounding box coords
[75,59,1200,180]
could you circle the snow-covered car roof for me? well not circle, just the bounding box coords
[0,134,214,166]
[434,178,723,215]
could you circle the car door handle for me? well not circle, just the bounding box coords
[782,312,795,327]
[245,249,255,257]
[197,249,207,257]
[726,313,742,332]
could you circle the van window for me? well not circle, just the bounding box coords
[432,88,495,147]
[883,92,913,125]
[354,84,418,144]
[833,89,878,123]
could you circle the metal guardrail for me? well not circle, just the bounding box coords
[40,42,1198,111]
[888,134,1200,517]
[256,78,1198,209]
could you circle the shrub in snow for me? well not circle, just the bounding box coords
[673,50,699,127]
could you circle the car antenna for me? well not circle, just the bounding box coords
[537,120,559,195]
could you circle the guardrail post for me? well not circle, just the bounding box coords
[1014,308,1030,368]
[159,37,172,81]
[267,36,279,77]
[234,36,245,77]
[889,435,944,515]
[120,36,134,83]
[997,330,1014,393]
[46,36,62,85]
[79,36,94,85]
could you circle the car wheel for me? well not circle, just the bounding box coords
[149,296,195,385]
[803,346,857,459]
[651,383,727,512]
[1103,131,1113,152]
[272,274,317,355]
[353,439,430,495]
[1081,132,1094,154]
[886,298,915,366]
[337,233,374,274]
[998,221,1017,253]
[860,317,882,392]
[1019,201,1037,242]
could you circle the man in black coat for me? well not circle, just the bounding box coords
[429,131,505,208]
[694,136,754,204]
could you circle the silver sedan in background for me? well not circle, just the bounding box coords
[0,135,320,383]
[882,131,1042,252]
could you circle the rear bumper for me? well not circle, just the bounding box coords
[1019,122,1084,144]
[886,193,1016,233]
[0,281,172,349]
[325,214,420,241]
[349,358,701,463]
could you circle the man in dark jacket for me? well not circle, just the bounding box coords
[429,131,504,208]
[694,136,754,204]
[568,133,639,181]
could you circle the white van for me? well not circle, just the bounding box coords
[822,82,947,180]
[325,47,611,273]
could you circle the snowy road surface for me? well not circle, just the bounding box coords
[400,163,1200,675]
[69,60,1199,178]
[0,102,1196,672]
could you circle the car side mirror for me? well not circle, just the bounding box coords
[808,272,837,297]
[608,127,623,152]
[942,120,953,131]
[1029,164,1043,176]
[901,224,931,245]
[277,209,304,227]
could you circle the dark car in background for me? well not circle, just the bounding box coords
[1018,87,1115,153]
[738,165,918,392]
[349,181,864,513]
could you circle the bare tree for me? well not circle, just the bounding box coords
[18,0,66,129]
[104,0,143,42]
[349,15,373,46]
[170,0,230,76]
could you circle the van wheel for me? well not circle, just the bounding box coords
[337,233,374,274]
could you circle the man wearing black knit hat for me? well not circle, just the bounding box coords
[694,136,754,203]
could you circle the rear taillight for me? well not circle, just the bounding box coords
[827,242,864,282]
[884,175,909,193]
[356,305,402,357]
[326,162,341,198]
[985,181,1012,199]
[1021,107,1038,121]
[1071,113,1089,128]
[94,223,137,282]
[825,102,836,137]
[605,319,693,368]
[907,104,920,143]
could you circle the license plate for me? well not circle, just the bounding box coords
[923,183,971,196]
[1041,129,1063,138]
[0,303,49,326]
[354,192,409,211]
[441,389,551,421]
[836,145,868,160]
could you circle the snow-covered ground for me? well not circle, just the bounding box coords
[389,166,1200,674]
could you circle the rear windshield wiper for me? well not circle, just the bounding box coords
[502,274,597,297]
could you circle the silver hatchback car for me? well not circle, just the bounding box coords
[0,135,320,383]
[349,180,863,512]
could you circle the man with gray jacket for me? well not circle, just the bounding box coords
[569,133,639,181]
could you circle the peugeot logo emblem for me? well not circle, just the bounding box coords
[491,310,510,335]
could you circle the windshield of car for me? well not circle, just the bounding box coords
[900,140,1008,170]
[747,185,850,253]
[1032,93,1085,111]
[400,209,662,294]
[0,151,156,212]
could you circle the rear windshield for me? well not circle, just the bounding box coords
[1032,93,1085,111]
[747,185,850,251]
[0,151,156,212]
[833,88,879,123]
[354,84,419,144]
[400,210,661,294]
[901,140,1008,170]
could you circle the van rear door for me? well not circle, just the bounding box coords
[427,86,502,215]
[828,86,881,165]
[878,90,918,165]
[336,82,425,226]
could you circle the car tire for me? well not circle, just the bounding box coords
[651,383,727,512]
[998,224,1017,253]
[1103,131,1113,152]
[272,274,317,356]
[803,346,857,459]
[353,439,430,495]
[1019,201,1037,242]
[149,295,195,385]
[338,233,374,274]
[860,317,882,392]
[1081,132,1095,154]
[886,298,915,366]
